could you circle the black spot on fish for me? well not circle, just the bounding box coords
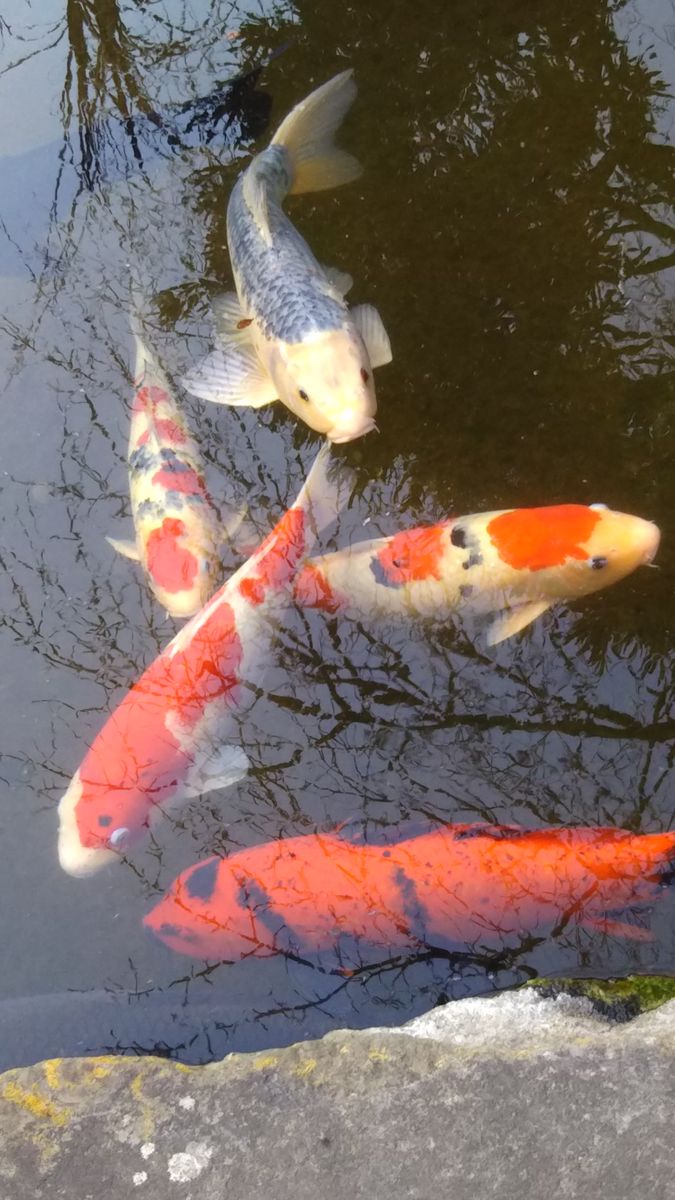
[164,491,185,510]
[360,368,370,384]
[159,923,182,939]
[451,526,467,549]
[393,867,429,942]
[236,874,300,955]
[98,815,112,827]
[459,584,474,599]
[185,858,220,901]
[158,452,191,471]
[590,556,608,570]
[129,445,154,472]
[137,499,162,517]
[383,850,391,858]
[369,556,404,590]
[298,389,310,403]
[462,552,483,570]
[454,825,530,842]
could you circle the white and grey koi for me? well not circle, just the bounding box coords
[183,71,392,443]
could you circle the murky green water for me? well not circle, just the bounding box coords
[1,0,674,1067]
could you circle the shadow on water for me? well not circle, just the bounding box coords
[0,0,674,1067]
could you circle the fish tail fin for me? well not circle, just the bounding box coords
[271,70,361,195]
[292,441,345,554]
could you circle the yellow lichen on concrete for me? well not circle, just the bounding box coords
[291,1058,317,1078]
[367,1049,391,1063]
[2,1080,69,1128]
[130,1071,157,1141]
[252,1055,279,1071]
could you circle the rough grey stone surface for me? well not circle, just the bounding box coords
[0,989,674,1200]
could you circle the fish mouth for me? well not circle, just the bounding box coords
[326,417,377,444]
[640,522,661,565]
[57,830,118,877]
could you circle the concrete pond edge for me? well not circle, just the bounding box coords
[1,986,674,1198]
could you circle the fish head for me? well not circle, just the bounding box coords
[57,769,147,877]
[266,327,377,442]
[144,857,270,960]
[486,504,660,598]
[573,506,661,595]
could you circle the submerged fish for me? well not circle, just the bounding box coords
[144,821,675,964]
[293,503,660,644]
[107,329,222,618]
[58,443,338,877]
[183,71,392,443]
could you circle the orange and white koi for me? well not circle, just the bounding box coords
[293,503,660,644]
[144,821,675,964]
[107,331,222,618]
[58,443,338,877]
[182,72,392,443]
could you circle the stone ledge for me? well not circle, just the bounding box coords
[1,990,674,1200]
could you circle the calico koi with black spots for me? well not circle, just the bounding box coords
[293,503,660,644]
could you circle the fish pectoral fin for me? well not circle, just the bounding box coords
[106,535,141,562]
[212,292,254,344]
[183,744,250,800]
[351,304,393,368]
[583,916,654,942]
[486,600,553,646]
[321,266,354,297]
[181,346,278,409]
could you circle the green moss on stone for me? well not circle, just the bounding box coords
[526,975,675,1019]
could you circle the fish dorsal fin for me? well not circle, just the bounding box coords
[242,160,273,245]
[351,304,393,368]
[486,599,552,647]
[106,535,140,562]
[181,346,278,409]
[183,744,250,800]
[271,70,362,196]
[321,266,353,297]
[212,292,254,344]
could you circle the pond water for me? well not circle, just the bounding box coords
[1,0,675,1069]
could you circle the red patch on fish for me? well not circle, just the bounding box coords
[146,518,198,593]
[239,508,306,607]
[487,505,601,571]
[151,467,206,496]
[144,822,675,962]
[134,384,170,414]
[376,525,447,585]
[293,563,344,613]
[74,599,243,850]
[154,418,187,445]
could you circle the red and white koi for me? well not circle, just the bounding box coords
[58,443,338,877]
[107,331,221,619]
[144,820,675,964]
[293,503,660,644]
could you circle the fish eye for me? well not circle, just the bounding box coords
[298,389,310,402]
[590,556,608,570]
[109,827,131,849]
[360,368,370,384]
[590,503,608,511]
[98,814,112,827]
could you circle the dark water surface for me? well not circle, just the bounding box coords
[1,0,675,1068]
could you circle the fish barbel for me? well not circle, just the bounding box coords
[293,502,660,644]
[183,71,392,442]
[58,442,339,877]
[107,328,223,618]
[144,821,675,964]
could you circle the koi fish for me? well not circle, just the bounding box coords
[293,503,660,644]
[182,71,392,443]
[58,442,338,877]
[107,329,223,619]
[144,821,675,964]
